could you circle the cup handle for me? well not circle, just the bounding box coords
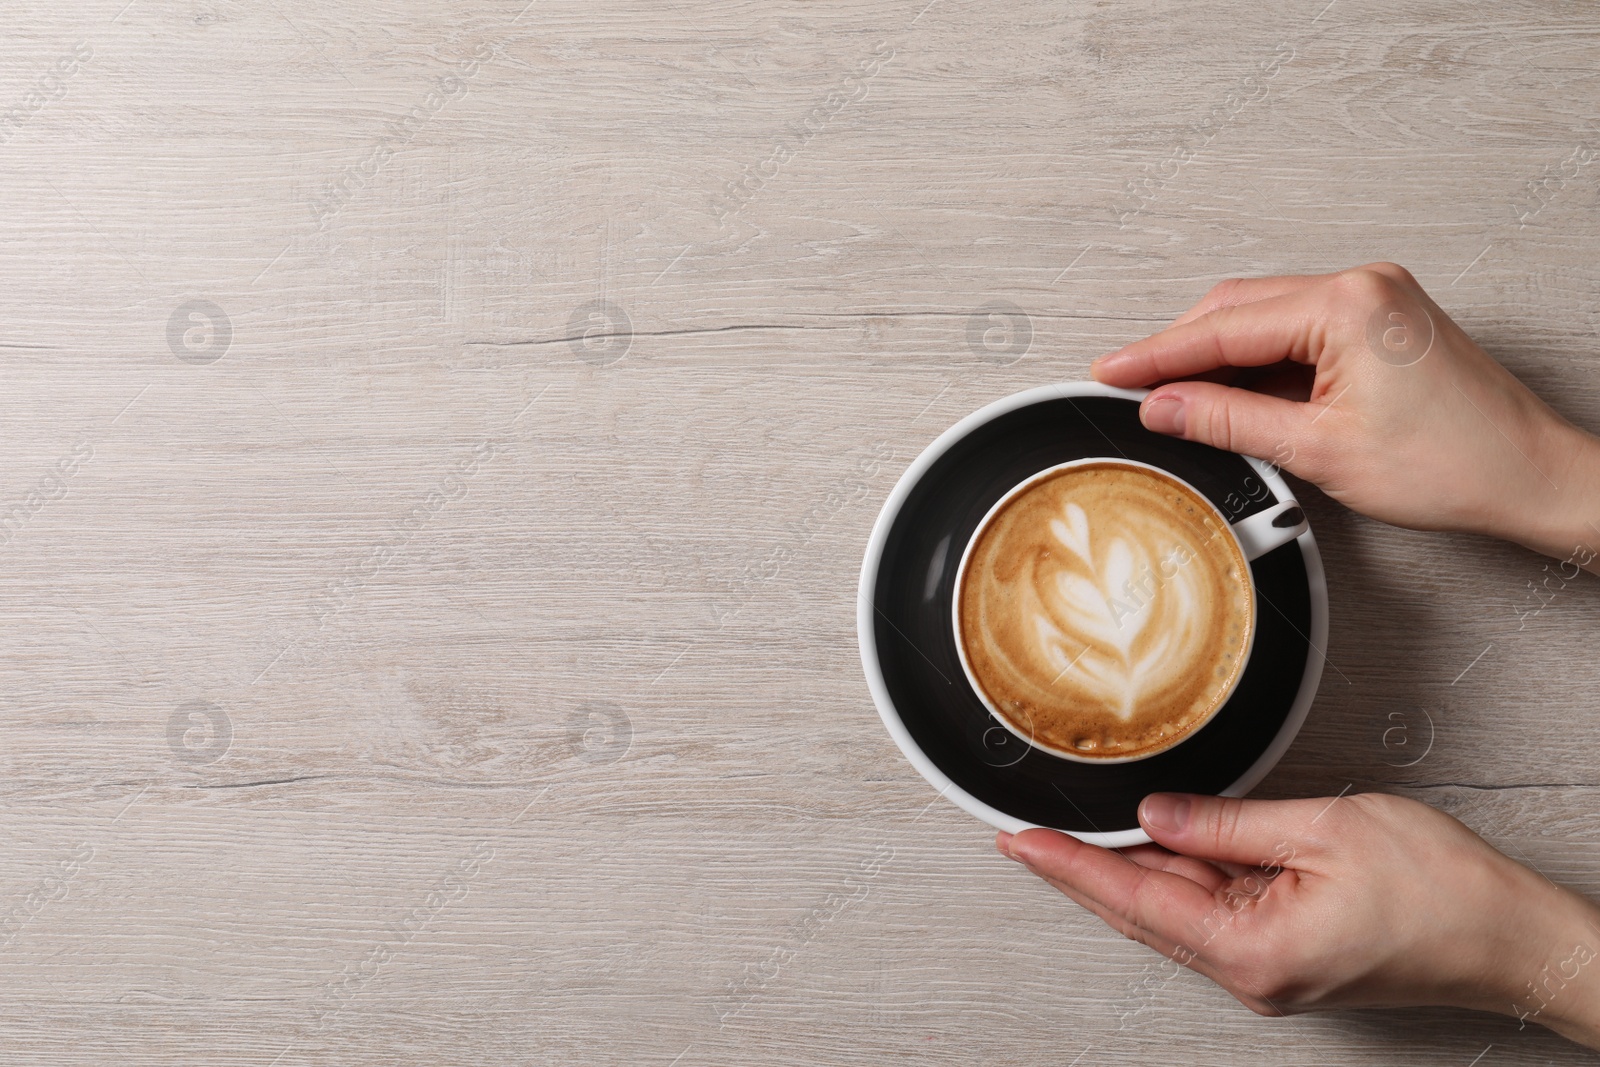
[1229,499,1307,562]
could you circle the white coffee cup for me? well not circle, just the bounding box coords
[951,457,1308,763]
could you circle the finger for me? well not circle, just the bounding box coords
[1145,365,1312,399]
[1117,843,1230,894]
[1135,380,1328,476]
[1030,865,1189,955]
[1005,828,1222,952]
[1005,838,1201,963]
[1090,288,1328,387]
[1022,864,1244,994]
[1169,272,1332,328]
[1139,793,1335,867]
[1170,263,1414,329]
[1004,833,1240,893]
[1004,836,1257,995]
[1165,366,1242,388]
[1005,835,1244,895]
[1211,858,1257,881]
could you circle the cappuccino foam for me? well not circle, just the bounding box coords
[957,462,1252,760]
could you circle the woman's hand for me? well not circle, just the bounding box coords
[1089,263,1600,571]
[998,792,1600,1046]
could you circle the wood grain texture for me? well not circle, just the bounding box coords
[0,0,1598,1062]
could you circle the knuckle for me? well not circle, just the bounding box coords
[1254,969,1292,1002]
[1206,800,1247,855]
[1205,277,1249,308]
[1200,310,1234,367]
[1346,791,1428,834]
[1331,267,1400,308]
[1303,791,1390,850]
[1344,791,1398,825]
[1360,261,1419,288]
[1201,399,1238,452]
[1236,956,1303,1008]
[1241,985,1291,1017]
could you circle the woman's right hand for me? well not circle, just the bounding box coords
[1089,262,1600,571]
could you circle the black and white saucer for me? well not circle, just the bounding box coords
[857,382,1328,847]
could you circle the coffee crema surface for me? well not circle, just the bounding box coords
[957,462,1253,760]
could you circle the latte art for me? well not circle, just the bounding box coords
[957,462,1253,760]
[1046,499,1211,718]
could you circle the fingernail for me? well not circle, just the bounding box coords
[1142,794,1190,833]
[1142,395,1186,435]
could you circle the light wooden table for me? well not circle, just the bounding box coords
[2,0,1598,1062]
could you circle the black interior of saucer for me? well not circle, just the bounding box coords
[871,395,1312,835]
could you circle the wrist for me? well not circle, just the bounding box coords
[1489,881,1600,1046]
[1483,418,1600,573]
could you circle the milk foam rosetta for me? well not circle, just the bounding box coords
[957,463,1253,759]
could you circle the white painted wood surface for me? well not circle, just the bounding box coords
[0,0,1598,1062]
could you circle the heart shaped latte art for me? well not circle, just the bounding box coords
[957,463,1252,758]
[1035,501,1204,720]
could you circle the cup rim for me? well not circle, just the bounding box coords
[949,456,1257,764]
[856,381,1329,849]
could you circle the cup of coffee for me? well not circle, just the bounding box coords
[858,381,1327,847]
[952,458,1307,763]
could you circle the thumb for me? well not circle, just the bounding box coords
[1139,793,1332,867]
[1139,382,1326,483]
